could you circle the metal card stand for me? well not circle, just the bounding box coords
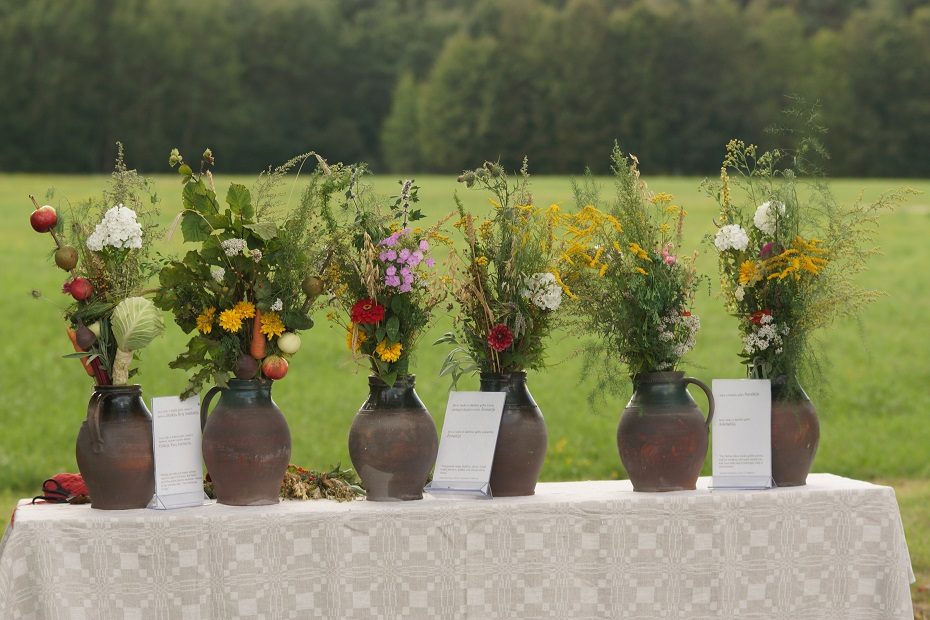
[148,490,207,510]
[424,480,493,500]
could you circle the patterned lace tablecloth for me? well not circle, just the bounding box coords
[0,474,914,619]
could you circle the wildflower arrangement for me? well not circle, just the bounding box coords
[437,160,566,383]
[31,144,165,385]
[155,149,333,397]
[562,145,702,391]
[708,129,907,392]
[321,164,447,386]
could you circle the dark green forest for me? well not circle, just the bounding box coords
[2,0,929,176]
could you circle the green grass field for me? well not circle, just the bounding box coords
[1,173,928,610]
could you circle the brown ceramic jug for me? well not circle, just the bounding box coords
[201,379,291,506]
[480,371,548,497]
[349,375,438,501]
[76,384,156,510]
[618,371,714,492]
[771,375,819,486]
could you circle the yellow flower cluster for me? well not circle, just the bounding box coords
[764,236,828,281]
[214,300,258,333]
[628,242,652,262]
[196,307,216,334]
[346,322,367,352]
[375,339,403,362]
[558,205,623,277]
[260,311,285,338]
[474,256,489,267]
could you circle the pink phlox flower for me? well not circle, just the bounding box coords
[419,239,429,251]
[661,243,677,266]
[425,257,436,268]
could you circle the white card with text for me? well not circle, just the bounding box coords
[149,395,206,509]
[425,391,506,498]
[712,379,773,489]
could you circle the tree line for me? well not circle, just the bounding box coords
[2,0,929,176]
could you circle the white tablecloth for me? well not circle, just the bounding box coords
[0,474,914,619]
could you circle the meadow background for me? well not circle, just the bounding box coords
[3,0,929,614]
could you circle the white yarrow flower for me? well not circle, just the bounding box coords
[86,203,143,251]
[250,249,263,262]
[734,285,745,301]
[271,298,283,312]
[521,272,562,311]
[210,266,225,283]
[753,201,786,236]
[221,238,248,256]
[714,224,749,252]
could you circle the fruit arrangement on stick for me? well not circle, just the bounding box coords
[155,149,335,397]
[31,144,165,385]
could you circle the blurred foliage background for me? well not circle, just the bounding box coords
[2,0,930,176]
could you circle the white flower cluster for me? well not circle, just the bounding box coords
[753,201,786,236]
[86,204,143,251]
[221,238,248,256]
[743,313,790,356]
[271,298,283,312]
[714,224,749,252]
[210,266,225,283]
[656,311,701,369]
[521,272,563,311]
[734,285,745,301]
[250,249,263,262]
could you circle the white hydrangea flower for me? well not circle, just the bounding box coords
[221,238,247,256]
[521,272,562,311]
[714,224,749,252]
[86,204,143,251]
[753,201,786,236]
[210,266,225,283]
[271,298,283,311]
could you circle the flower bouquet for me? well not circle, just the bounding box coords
[320,164,446,501]
[708,128,907,485]
[438,159,566,496]
[154,148,334,505]
[562,144,712,492]
[30,144,165,509]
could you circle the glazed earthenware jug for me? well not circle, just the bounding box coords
[201,379,291,505]
[76,384,156,510]
[349,375,438,501]
[480,371,548,497]
[770,375,819,486]
[618,371,714,492]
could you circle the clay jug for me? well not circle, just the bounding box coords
[771,375,819,486]
[201,379,291,505]
[618,371,714,492]
[76,384,156,510]
[349,375,438,501]
[480,371,548,497]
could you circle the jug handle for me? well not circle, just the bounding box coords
[683,377,715,431]
[200,386,224,431]
[86,391,108,454]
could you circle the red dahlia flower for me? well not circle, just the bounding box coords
[487,323,514,352]
[350,299,386,324]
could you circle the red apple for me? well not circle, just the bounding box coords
[62,277,94,301]
[30,205,58,233]
[262,355,289,380]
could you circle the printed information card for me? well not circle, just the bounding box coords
[425,391,506,499]
[711,379,773,490]
[149,395,206,509]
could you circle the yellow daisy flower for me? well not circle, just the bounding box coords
[218,309,243,332]
[375,339,403,363]
[233,300,256,319]
[260,311,285,339]
[739,260,762,286]
[196,307,216,334]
